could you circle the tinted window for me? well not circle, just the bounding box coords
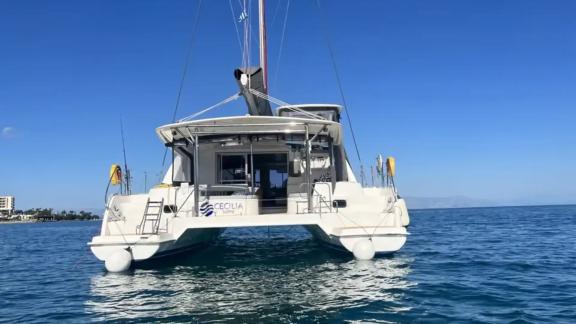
[220,155,246,183]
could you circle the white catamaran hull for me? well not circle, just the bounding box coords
[90,228,222,262]
[306,225,408,254]
[88,0,412,272]
[90,225,406,264]
[89,192,409,265]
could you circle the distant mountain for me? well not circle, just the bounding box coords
[404,196,497,209]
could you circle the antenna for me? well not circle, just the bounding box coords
[120,119,131,195]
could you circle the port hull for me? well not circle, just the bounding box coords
[89,228,223,262]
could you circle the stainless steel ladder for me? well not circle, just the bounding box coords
[137,198,164,234]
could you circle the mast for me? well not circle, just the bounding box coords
[258,0,268,92]
[234,0,272,116]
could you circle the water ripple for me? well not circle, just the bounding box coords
[0,205,575,323]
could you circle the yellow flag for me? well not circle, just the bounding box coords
[109,164,122,185]
[386,157,395,177]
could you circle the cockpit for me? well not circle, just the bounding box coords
[158,113,348,215]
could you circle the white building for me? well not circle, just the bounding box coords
[0,196,15,215]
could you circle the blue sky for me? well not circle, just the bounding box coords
[1,0,575,209]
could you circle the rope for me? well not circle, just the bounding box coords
[176,88,327,125]
[272,0,290,90]
[241,0,250,70]
[172,187,196,219]
[163,0,203,168]
[247,88,326,120]
[178,93,241,122]
[228,0,243,55]
[102,162,132,246]
[270,0,283,27]
[170,0,203,123]
[248,88,289,106]
[314,0,363,168]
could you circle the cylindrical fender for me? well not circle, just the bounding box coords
[395,198,410,227]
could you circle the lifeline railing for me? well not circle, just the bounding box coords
[295,182,335,216]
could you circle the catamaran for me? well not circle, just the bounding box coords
[89,0,410,272]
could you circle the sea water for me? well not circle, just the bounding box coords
[0,205,574,323]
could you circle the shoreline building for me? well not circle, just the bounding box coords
[0,196,15,216]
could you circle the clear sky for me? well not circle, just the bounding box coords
[1,0,575,210]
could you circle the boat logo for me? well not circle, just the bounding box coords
[200,200,214,217]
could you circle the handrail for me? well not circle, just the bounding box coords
[295,182,334,214]
[313,182,333,210]
[179,121,331,128]
[160,121,334,138]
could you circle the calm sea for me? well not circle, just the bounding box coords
[0,205,575,323]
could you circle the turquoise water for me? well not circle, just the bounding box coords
[1,205,575,323]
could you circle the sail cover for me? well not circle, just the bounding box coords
[234,67,273,116]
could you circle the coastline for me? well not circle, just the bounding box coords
[0,219,101,225]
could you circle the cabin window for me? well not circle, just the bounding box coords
[163,205,177,213]
[278,107,340,122]
[333,200,347,208]
[219,154,249,183]
[172,147,193,184]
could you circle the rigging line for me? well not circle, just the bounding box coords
[242,0,250,70]
[270,0,283,27]
[103,173,131,246]
[228,0,243,55]
[248,88,289,106]
[179,92,241,122]
[162,0,203,167]
[314,0,362,166]
[272,0,290,90]
[248,88,325,120]
[170,0,203,123]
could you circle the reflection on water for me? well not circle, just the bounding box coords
[4,207,572,322]
[86,227,414,322]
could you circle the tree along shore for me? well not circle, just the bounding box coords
[0,208,100,222]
